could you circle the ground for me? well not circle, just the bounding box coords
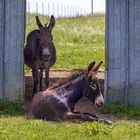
[25,70,117,121]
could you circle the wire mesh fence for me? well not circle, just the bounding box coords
[26,0,105,24]
[27,1,87,18]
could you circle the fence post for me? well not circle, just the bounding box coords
[53,3,55,16]
[67,5,69,18]
[61,4,63,17]
[57,3,59,18]
[36,2,38,15]
[28,1,30,24]
[48,2,50,17]
[42,2,44,21]
[91,0,93,14]
[70,6,72,17]
[64,4,66,17]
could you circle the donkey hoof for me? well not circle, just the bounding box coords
[105,120,112,125]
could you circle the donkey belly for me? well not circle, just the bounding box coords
[49,57,56,68]
[33,105,56,120]
[49,45,56,68]
[31,91,69,120]
[24,47,34,68]
[32,98,57,120]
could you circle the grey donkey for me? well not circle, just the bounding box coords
[31,61,112,124]
[24,15,56,96]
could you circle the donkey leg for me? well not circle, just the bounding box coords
[65,112,112,124]
[73,111,98,118]
[39,69,43,91]
[79,112,112,124]
[65,112,98,121]
[54,112,65,121]
[32,69,39,95]
[45,67,50,88]
[82,113,98,118]
[97,118,112,125]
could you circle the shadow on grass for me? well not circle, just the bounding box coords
[1,98,140,121]
[0,99,25,117]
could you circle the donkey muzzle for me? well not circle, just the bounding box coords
[95,94,104,107]
[42,54,50,61]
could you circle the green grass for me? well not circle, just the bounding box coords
[25,14,105,72]
[100,102,140,120]
[0,99,25,116]
[0,117,139,140]
[0,100,140,140]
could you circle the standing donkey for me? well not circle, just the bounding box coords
[24,15,56,96]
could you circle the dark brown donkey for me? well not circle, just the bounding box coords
[31,61,112,124]
[24,15,56,96]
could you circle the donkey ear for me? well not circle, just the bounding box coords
[87,61,103,77]
[87,61,96,73]
[93,61,103,73]
[48,15,55,30]
[36,16,43,29]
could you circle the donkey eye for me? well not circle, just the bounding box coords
[48,38,53,43]
[50,37,53,41]
[90,81,95,85]
[90,83,96,90]
[48,40,52,44]
[39,38,43,43]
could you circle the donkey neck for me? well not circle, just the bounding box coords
[63,79,84,111]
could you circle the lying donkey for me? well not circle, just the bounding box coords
[31,61,112,124]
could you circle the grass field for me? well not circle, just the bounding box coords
[25,14,105,72]
[0,117,139,140]
[0,100,140,140]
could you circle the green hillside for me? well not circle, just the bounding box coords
[25,14,105,71]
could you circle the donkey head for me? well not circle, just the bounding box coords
[83,61,104,107]
[36,15,55,62]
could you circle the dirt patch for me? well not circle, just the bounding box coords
[24,70,116,121]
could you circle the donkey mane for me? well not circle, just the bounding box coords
[49,69,86,90]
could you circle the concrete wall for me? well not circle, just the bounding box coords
[0,0,26,101]
[105,0,140,105]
